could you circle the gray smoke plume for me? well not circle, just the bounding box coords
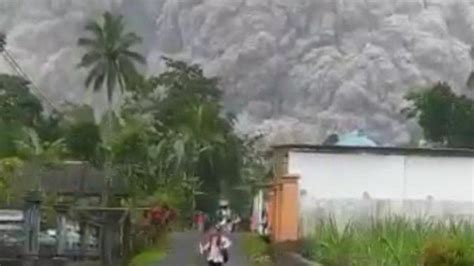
[1,0,473,145]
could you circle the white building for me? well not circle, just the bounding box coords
[261,140,474,238]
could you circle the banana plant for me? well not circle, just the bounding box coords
[0,157,23,204]
[14,127,66,189]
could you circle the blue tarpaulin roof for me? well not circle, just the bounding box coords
[335,130,377,147]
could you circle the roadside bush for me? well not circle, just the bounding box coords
[242,233,273,266]
[129,249,165,266]
[422,234,474,265]
[141,203,177,244]
[129,229,169,266]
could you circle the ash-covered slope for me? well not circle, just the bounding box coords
[1,0,474,145]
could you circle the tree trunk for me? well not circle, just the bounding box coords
[101,104,115,266]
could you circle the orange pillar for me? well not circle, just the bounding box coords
[271,185,279,241]
[276,182,284,241]
[274,174,300,242]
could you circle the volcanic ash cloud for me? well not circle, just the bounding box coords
[2,0,474,145]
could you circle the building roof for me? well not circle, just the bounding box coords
[335,130,377,147]
[273,144,474,158]
[10,161,127,195]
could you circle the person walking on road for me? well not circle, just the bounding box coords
[199,225,232,266]
[194,211,206,232]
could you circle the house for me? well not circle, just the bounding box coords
[2,161,128,259]
[257,144,474,242]
[7,161,128,207]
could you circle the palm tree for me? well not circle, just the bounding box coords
[77,13,146,264]
[77,11,145,104]
[77,11,146,183]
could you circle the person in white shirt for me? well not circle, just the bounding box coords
[199,225,232,266]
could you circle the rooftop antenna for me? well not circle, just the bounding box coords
[0,32,59,111]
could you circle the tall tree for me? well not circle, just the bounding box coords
[0,74,67,151]
[58,103,102,163]
[77,13,145,265]
[77,11,145,103]
[65,122,101,162]
[121,58,257,214]
[0,121,26,158]
[405,82,474,148]
[0,74,43,126]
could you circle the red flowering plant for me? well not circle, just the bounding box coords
[140,202,178,243]
[148,203,177,226]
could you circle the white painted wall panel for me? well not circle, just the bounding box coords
[404,157,473,201]
[289,151,474,236]
[288,152,405,199]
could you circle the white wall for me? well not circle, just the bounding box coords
[288,151,474,235]
[251,190,265,234]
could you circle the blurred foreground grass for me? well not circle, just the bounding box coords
[300,217,474,266]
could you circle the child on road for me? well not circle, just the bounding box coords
[199,224,232,266]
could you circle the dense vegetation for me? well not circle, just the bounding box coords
[0,12,270,266]
[0,12,267,218]
[301,217,474,266]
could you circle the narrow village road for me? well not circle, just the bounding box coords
[157,231,249,266]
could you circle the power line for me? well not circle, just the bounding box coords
[0,32,59,111]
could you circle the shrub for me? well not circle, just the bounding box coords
[242,233,272,266]
[422,222,474,266]
[129,232,169,266]
[141,203,177,244]
[129,248,166,266]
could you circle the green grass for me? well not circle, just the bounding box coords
[129,234,170,266]
[242,233,273,266]
[301,217,474,266]
[129,247,166,266]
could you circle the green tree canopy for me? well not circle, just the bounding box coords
[15,128,66,167]
[65,122,101,161]
[405,82,474,148]
[118,58,263,214]
[0,74,65,154]
[57,103,102,162]
[0,74,43,126]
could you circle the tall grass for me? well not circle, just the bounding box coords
[302,217,474,266]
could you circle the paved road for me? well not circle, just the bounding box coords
[157,231,249,266]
